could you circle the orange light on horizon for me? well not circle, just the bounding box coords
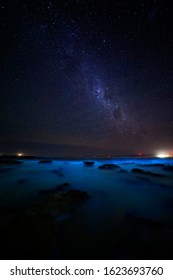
[17,153,23,157]
[156,153,170,158]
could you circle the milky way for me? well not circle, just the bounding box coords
[0,0,173,156]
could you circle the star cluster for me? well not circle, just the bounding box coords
[0,0,173,156]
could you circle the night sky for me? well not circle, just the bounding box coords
[0,0,173,157]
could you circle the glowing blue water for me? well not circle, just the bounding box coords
[0,158,173,258]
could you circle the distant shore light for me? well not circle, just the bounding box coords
[17,153,23,157]
[156,153,170,158]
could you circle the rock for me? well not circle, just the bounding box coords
[52,169,64,177]
[54,213,71,222]
[64,189,90,201]
[131,168,165,177]
[119,169,127,173]
[140,164,166,167]
[0,167,13,173]
[39,183,70,196]
[38,187,90,218]
[17,179,27,184]
[83,161,95,166]
[38,160,52,164]
[137,176,150,181]
[56,183,70,192]
[0,159,23,165]
[98,164,120,170]
[0,206,56,259]
[126,213,163,228]
[162,165,173,172]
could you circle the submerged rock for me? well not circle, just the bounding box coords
[0,167,13,173]
[17,179,27,184]
[119,169,127,173]
[140,164,166,167]
[98,164,120,170]
[131,168,165,177]
[0,207,56,259]
[38,160,53,164]
[126,213,163,228]
[83,161,95,166]
[64,189,90,201]
[52,169,64,177]
[162,165,173,172]
[0,159,23,165]
[39,183,70,196]
[137,176,150,181]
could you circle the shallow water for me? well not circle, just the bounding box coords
[0,157,173,259]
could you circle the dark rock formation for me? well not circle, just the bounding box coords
[0,183,90,259]
[64,189,90,201]
[38,160,52,164]
[52,169,64,177]
[39,183,70,196]
[137,176,150,181]
[98,163,120,170]
[126,213,163,228]
[0,167,13,173]
[83,161,95,166]
[0,159,23,165]
[17,179,27,184]
[162,165,173,172]
[119,169,127,173]
[0,206,56,259]
[140,164,166,167]
[131,168,165,177]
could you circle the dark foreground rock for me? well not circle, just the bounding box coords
[39,183,70,196]
[126,213,163,228]
[98,163,120,170]
[83,161,95,166]
[119,169,128,173]
[63,189,90,201]
[0,159,23,165]
[162,165,173,172]
[131,168,165,177]
[0,206,56,259]
[0,183,90,259]
[17,179,27,184]
[38,160,53,164]
[52,168,64,177]
[140,164,166,167]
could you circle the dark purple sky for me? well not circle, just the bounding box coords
[0,0,173,157]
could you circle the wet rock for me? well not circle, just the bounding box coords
[17,179,27,184]
[64,189,90,201]
[162,165,173,172]
[140,164,166,167]
[119,169,127,173]
[0,185,90,259]
[52,169,64,177]
[39,183,70,196]
[137,176,150,181]
[37,187,90,218]
[83,161,95,166]
[126,213,163,228]
[38,160,52,164]
[131,168,165,177]
[0,159,23,165]
[0,167,13,173]
[54,213,71,222]
[55,183,70,192]
[98,164,120,170]
[0,207,56,259]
